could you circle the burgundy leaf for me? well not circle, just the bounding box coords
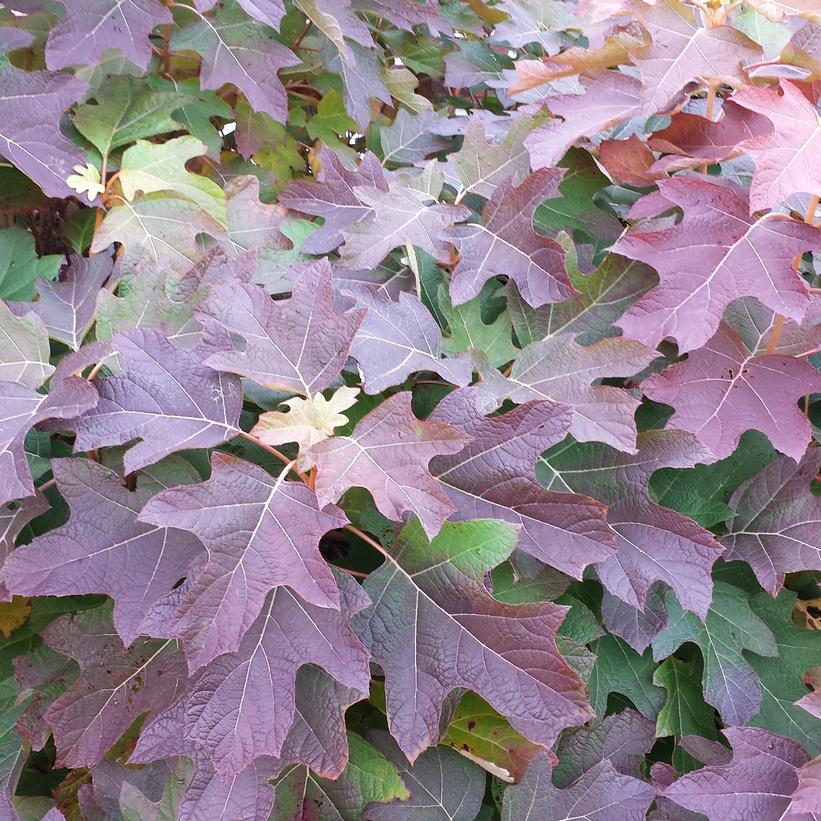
[309,392,469,539]
[178,571,369,775]
[45,0,172,71]
[722,450,821,594]
[663,727,811,821]
[430,389,616,578]
[501,752,655,821]
[644,323,821,460]
[349,289,473,394]
[42,607,188,768]
[70,330,243,474]
[354,518,594,762]
[197,259,364,394]
[446,170,572,308]
[733,80,821,212]
[613,177,820,352]
[279,149,389,255]
[0,459,203,645]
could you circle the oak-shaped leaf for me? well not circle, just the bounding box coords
[439,116,534,200]
[353,518,594,762]
[508,253,656,348]
[91,191,227,273]
[11,252,114,351]
[171,4,299,123]
[487,333,658,452]
[271,730,408,821]
[746,591,821,754]
[0,302,53,390]
[0,493,48,600]
[632,0,761,114]
[646,323,821,462]
[173,570,370,775]
[733,80,821,213]
[195,0,286,28]
[0,367,98,506]
[446,169,572,308]
[69,329,243,475]
[349,288,473,394]
[40,606,188,768]
[132,666,365,819]
[540,431,722,619]
[279,149,389,254]
[552,708,656,788]
[651,583,778,726]
[722,451,821,594]
[364,730,485,821]
[525,72,647,170]
[0,459,203,646]
[601,586,668,653]
[429,389,616,578]
[502,752,655,821]
[45,0,172,71]
[613,176,820,353]
[663,727,811,821]
[0,66,89,201]
[139,453,347,670]
[309,392,469,539]
[338,185,469,270]
[197,259,365,394]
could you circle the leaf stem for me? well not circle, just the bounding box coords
[805,194,819,226]
[764,314,785,356]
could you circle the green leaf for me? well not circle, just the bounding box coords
[439,284,518,368]
[533,148,622,250]
[589,634,665,719]
[441,692,541,782]
[118,136,228,226]
[271,732,409,819]
[382,66,433,113]
[652,582,777,727]
[306,89,357,147]
[0,226,62,301]
[747,590,821,755]
[654,657,718,739]
[72,77,185,161]
[650,431,778,528]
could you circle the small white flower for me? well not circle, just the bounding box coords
[66,162,105,203]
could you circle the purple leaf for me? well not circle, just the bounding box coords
[177,571,370,775]
[430,389,616,578]
[552,708,657,788]
[309,392,469,539]
[364,730,485,821]
[489,333,658,452]
[172,4,299,123]
[41,607,188,768]
[354,518,594,762]
[601,586,668,653]
[502,753,655,821]
[0,459,203,645]
[280,149,389,255]
[0,493,48,599]
[0,367,98,505]
[45,0,172,70]
[722,450,821,595]
[197,259,364,394]
[138,453,349,669]
[70,330,243,474]
[349,289,473,394]
[447,169,572,308]
[338,184,469,270]
[613,177,820,353]
[10,253,114,351]
[645,323,821,461]
[196,0,286,29]
[0,66,89,200]
[0,302,54,390]
[663,727,811,821]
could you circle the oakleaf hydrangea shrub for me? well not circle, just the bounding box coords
[0,0,819,818]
